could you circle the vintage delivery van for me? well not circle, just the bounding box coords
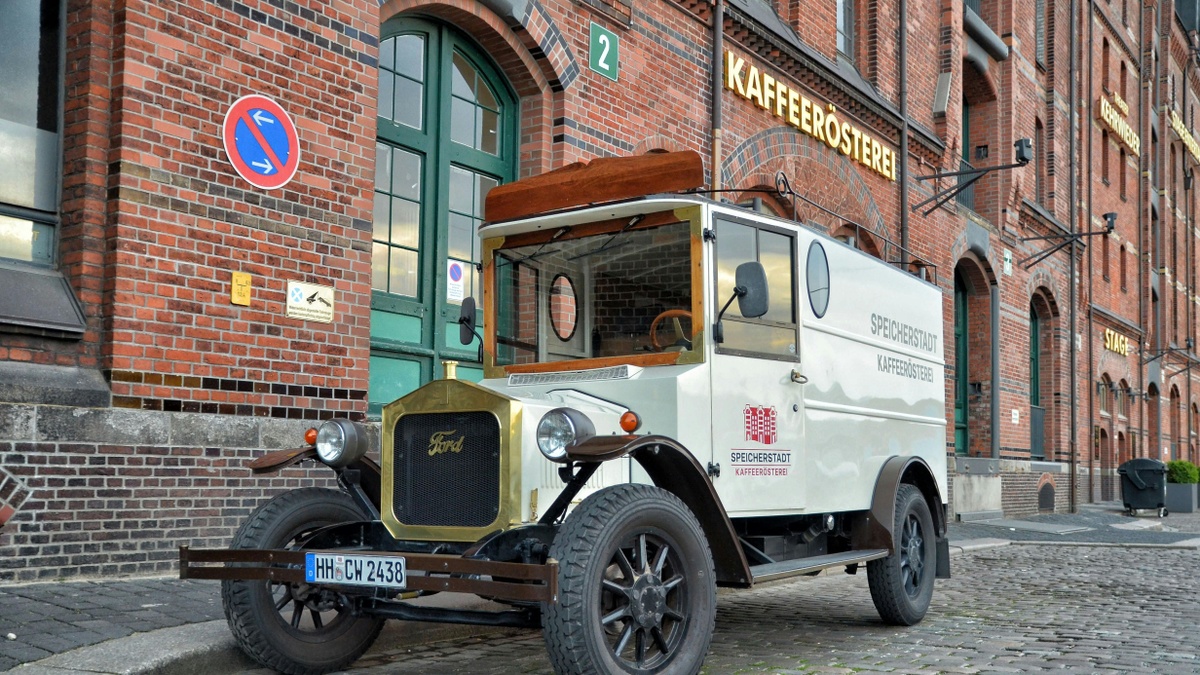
[181,151,949,675]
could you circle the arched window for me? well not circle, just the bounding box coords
[1101,131,1110,183]
[1034,118,1046,204]
[1099,374,1112,416]
[1102,232,1110,281]
[369,17,517,412]
[1102,39,1110,91]
[1120,244,1127,291]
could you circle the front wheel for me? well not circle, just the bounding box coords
[544,484,716,675]
[867,483,937,626]
[221,487,384,675]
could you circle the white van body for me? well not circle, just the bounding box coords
[476,196,947,522]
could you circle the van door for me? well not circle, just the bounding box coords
[708,214,805,515]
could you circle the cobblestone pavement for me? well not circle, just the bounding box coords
[4,502,1200,673]
[231,543,1200,674]
[0,578,223,671]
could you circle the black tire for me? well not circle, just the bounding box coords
[221,488,384,675]
[544,484,716,675]
[867,483,936,626]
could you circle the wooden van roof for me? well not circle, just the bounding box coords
[483,150,704,223]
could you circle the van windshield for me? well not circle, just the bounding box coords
[493,218,694,366]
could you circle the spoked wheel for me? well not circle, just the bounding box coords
[867,483,936,626]
[221,488,383,675]
[545,484,715,675]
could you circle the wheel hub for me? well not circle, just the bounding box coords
[627,573,667,629]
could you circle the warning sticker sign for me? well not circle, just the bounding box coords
[447,260,465,304]
[286,281,335,323]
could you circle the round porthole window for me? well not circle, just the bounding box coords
[806,242,830,318]
[549,274,578,341]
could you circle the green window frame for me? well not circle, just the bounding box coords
[369,17,516,415]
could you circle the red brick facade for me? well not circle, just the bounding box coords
[2,0,1199,579]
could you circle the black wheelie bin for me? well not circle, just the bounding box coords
[1117,458,1168,517]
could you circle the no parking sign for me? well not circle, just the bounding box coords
[222,94,301,190]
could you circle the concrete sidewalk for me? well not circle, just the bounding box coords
[5,500,1200,675]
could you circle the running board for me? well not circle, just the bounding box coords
[749,549,890,584]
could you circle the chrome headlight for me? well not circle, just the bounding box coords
[536,408,595,462]
[314,419,370,468]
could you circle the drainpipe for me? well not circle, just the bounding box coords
[899,0,909,267]
[1155,0,1166,461]
[992,284,1000,459]
[1067,0,1078,511]
[711,0,724,192]
[1084,0,1094,509]
[1137,0,1147,466]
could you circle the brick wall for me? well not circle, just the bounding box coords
[0,403,342,581]
[99,0,377,419]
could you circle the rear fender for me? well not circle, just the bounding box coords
[850,456,949,577]
[566,435,752,587]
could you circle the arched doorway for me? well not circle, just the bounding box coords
[368,16,518,413]
[1147,383,1161,459]
[1191,402,1198,462]
[1170,385,1182,461]
[954,259,994,458]
[1097,426,1111,501]
[1029,291,1058,461]
[1097,374,1115,500]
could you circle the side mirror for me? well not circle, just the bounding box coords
[458,296,477,346]
[735,261,769,318]
[714,261,769,343]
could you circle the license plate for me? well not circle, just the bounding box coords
[305,552,407,589]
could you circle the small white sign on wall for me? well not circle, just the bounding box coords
[286,280,335,323]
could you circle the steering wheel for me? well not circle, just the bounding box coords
[649,309,694,351]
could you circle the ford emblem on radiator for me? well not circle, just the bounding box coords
[427,430,465,456]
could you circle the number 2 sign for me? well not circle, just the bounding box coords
[589,23,619,82]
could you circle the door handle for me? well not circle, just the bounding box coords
[790,370,808,384]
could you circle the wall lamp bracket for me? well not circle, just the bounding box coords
[911,138,1032,216]
[1165,359,1199,379]
[1141,337,1195,365]
[1018,212,1117,269]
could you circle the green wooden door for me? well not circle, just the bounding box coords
[954,270,969,456]
[369,18,516,415]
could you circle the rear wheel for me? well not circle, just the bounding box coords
[867,483,936,626]
[544,484,716,675]
[221,488,384,675]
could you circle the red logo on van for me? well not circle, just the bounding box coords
[744,405,777,445]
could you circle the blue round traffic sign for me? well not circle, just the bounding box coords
[449,263,463,282]
[222,95,301,190]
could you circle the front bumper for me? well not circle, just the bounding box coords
[179,545,558,607]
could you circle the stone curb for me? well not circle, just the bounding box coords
[8,620,250,675]
[1007,537,1200,549]
[8,605,505,675]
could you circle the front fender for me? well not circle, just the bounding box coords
[566,435,752,588]
[246,448,384,513]
[248,446,318,473]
